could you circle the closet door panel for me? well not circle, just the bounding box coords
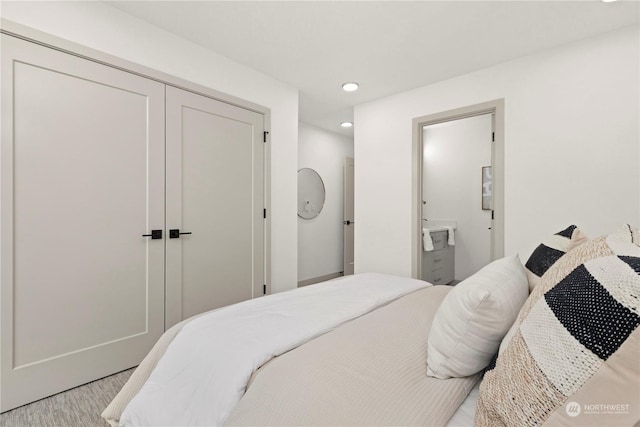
[165,86,265,328]
[0,35,165,411]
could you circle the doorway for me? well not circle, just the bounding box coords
[412,100,504,280]
[423,114,492,281]
[343,157,355,275]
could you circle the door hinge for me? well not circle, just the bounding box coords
[263,131,269,143]
[263,208,267,219]
[263,284,267,295]
[492,132,495,142]
[491,210,495,220]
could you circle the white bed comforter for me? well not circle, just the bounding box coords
[120,273,429,426]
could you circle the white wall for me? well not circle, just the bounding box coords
[298,122,354,282]
[355,25,640,276]
[423,115,492,280]
[1,1,299,292]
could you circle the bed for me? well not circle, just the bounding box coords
[103,224,640,426]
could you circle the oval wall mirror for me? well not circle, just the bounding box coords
[297,168,325,219]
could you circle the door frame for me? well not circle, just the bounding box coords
[411,99,505,279]
[0,22,273,410]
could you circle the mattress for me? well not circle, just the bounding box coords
[226,285,479,426]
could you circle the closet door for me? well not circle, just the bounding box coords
[165,86,265,328]
[0,36,165,411]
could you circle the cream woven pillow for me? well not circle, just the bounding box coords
[476,224,640,426]
[426,255,528,379]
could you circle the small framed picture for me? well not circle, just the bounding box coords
[482,166,492,210]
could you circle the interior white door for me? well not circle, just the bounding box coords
[343,157,355,275]
[0,35,166,411]
[165,86,265,328]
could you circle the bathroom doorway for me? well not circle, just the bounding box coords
[423,114,492,281]
[411,100,504,281]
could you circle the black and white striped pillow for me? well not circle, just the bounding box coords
[524,225,588,292]
[477,224,640,426]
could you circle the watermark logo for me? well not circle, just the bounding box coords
[583,403,630,415]
[566,401,581,417]
[565,401,631,417]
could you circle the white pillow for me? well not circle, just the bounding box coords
[426,255,529,379]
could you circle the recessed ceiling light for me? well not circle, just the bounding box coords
[341,121,353,128]
[342,82,359,92]
[601,0,617,2]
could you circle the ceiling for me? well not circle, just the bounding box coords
[106,1,639,137]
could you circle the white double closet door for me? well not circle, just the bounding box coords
[0,35,265,411]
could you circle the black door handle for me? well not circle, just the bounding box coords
[169,229,193,239]
[343,220,354,225]
[142,230,163,239]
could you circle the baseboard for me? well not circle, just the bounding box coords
[297,271,343,287]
